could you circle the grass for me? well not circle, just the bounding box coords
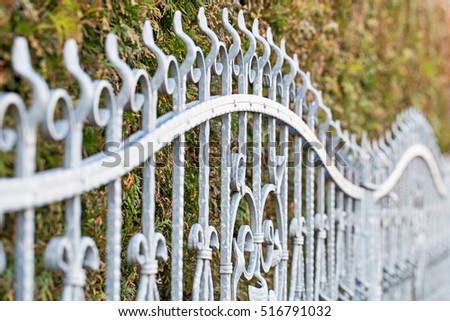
[0,0,449,300]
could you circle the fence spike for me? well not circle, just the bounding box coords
[237,10,256,63]
[143,20,171,92]
[63,39,94,120]
[266,27,283,78]
[252,19,270,68]
[174,11,198,78]
[105,34,135,110]
[12,37,49,121]
[222,8,241,61]
[279,39,295,85]
[198,7,221,69]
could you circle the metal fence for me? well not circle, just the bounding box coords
[0,7,449,301]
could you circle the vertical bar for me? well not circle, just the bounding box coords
[106,179,122,300]
[219,53,232,301]
[251,108,265,298]
[15,131,36,301]
[289,90,304,301]
[335,186,344,300]
[171,134,185,300]
[290,131,303,300]
[220,112,232,300]
[252,112,262,235]
[63,125,87,301]
[343,195,352,291]
[15,209,34,300]
[364,190,378,300]
[196,119,211,301]
[140,86,158,300]
[199,121,210,228]
[267,115,280,296]
[326,179,335,298]
[305,109,316,300]
[349,197,356,295]
[305,146,315,300]
[314,128,327,301]
[142,157,156,256]
[334,148,345,300]
[279,121,289,300]
[106,102,123,301]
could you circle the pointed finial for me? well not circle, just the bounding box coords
[237,10,256,63]
[174,10,198,77]
[198,7,221,69]
[252,19,270,67]
[222,8,241,61]
[12,37,50,120]
[280,39,296,86]
[266,27,283,77]
[63,39,94,120]
[105,34,144,112]
[143,20,174,91]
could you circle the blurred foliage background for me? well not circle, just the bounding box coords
[0,0,449,300]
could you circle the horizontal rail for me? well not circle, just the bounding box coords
[373,144,447,200]
[0,95,446,212]
[0,94,366,212]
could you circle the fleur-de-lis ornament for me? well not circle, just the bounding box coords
[45,236,99,300]
[127,232,168,300]
[188,224,219,300]
[314,212,328,300]
[289,216,305,300]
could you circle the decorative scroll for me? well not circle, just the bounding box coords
[0,6,448,301]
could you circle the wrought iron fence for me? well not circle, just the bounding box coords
[0,7,449,301]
